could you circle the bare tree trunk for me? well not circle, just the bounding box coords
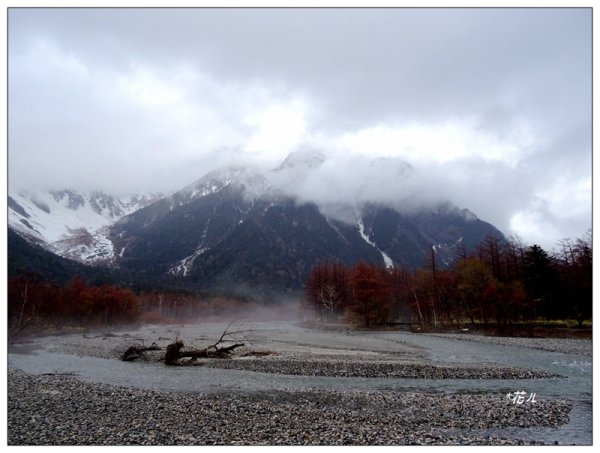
[413,290,424,325]
[17,283,28,331]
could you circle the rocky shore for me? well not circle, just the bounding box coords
[205,357,561,379]
[8,369,571,446]
[8,322,588,445]
[428,333,592,356]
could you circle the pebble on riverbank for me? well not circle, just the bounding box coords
[7,369,571,446]
[204,357,562,379]
[428,333,592,356]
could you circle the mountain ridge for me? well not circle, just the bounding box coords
[8,189,163,265]
[8,153,505,295]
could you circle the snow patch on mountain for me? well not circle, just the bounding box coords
[460,209,478,222]
[8,189,161,265]
[9,191,115,243]
[178,166,270,203]
[166,216,214,277]
[168,247,208,277]
[357,217,394,268]
[274,148,326,171]
[430,237,466,267]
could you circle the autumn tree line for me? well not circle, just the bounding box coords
[304,232,592,328]
[7,231,591,335]
[7,275,257,337]
[7,276,140,336]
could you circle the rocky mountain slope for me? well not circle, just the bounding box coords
[9,151,504,295]
[8,189,161,265]
[108,161,503,294]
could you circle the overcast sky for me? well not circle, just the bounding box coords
[8,7,591,250]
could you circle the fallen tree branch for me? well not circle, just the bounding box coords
[168,341,245,364]
[121,342,162,361]
[164,340,184,365]
[121,322,251,365]
[164,323,249,365]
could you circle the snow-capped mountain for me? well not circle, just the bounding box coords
[178,166,271,202]
[8,189,162,265]
[8,150,505,294]
[107,156,503,294]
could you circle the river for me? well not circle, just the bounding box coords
[8,322,592,445]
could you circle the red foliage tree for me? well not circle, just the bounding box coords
[8,273,45,333]
[347,262,391,327]
[387,265,414,322]
[81,285,140,324]
[8,274,142,332]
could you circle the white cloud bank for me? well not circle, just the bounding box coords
[8,8,591,250]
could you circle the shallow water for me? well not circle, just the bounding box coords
[8,322,592,445]
[364,331,592,398]
[363,331,592,445]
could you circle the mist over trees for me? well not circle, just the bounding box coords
[304,232,592,328]
[8,229,591,336]
[7,276,289,338]
[8,276,140,336]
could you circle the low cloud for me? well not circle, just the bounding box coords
[7,8,591,250]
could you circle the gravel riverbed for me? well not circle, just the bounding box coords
[8,369,571,446]
[8,322,588,445]
[205,357,560,379]
[428,333,592,356]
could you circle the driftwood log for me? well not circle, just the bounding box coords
[121,342,162,361]
[121,322,248,365]
[164,339,245,365]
